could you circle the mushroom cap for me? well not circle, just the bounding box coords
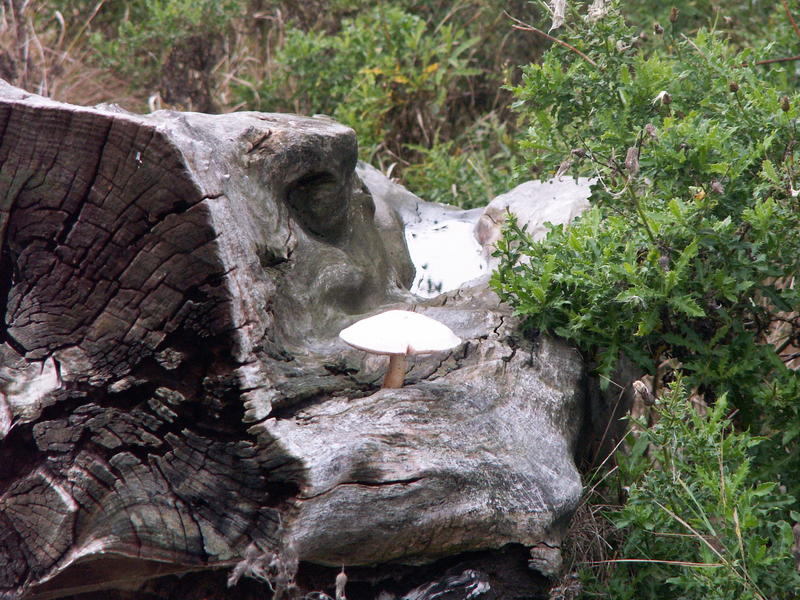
[339,310,461,355]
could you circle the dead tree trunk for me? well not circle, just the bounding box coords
[0,81,586,600]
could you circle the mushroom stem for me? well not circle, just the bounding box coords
[383,354,407,388]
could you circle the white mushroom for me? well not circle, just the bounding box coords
[339,310,461,389]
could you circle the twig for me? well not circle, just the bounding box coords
[655,500,767,600]
[682,32,800,68]
[588,379,628,470]
[754,54,800,66]
[586,558,725,567]
[65,0,107,57]
[783,0,800,40]
[434,0,467,35]
[505,11,597,67]
[626,185,658,244]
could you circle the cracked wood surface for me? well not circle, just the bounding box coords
[0,82,585,600]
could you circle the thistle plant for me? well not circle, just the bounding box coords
[491,1,800,595]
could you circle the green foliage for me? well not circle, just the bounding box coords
[592,378,800,599]
[621,0,796,56]
[234,1,529,207]
[492,1,800,594]
[88,0,239,87]
[401,112,520,208]
[493,2,800,418]
[242,5,480,151]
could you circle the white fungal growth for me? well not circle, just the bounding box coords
[339,310,461,388]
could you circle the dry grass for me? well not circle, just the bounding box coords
[551,495,624,599]
[0,1,277,112]
[1,1,145,108]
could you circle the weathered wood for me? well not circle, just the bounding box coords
[0,82,586,600]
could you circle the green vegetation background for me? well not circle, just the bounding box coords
[3,1,800,598]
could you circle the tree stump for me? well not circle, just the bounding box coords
[0,82,585,600]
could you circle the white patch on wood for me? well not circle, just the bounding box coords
[0,356,59,436]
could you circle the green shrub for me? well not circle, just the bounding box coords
[491,1,800,594]
[593,378,800,599]
[88,0,239,100]
[238,6,479,154]
[493,1,800,421]
[401,112,519,208]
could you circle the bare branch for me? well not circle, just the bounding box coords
[505,11,598,67]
